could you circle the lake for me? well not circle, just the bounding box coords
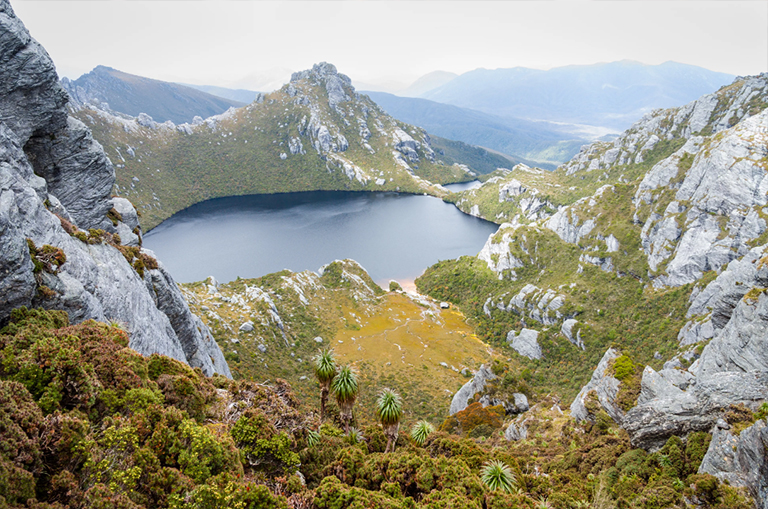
[143,188,497,285]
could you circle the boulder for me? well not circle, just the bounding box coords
[507,328,542,360]
[570,348,623,423]
[449,364,496,415]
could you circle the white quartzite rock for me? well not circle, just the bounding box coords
[507,328,542,360]
[449,364,496,415]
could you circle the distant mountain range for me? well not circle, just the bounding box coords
[364,91,584,164]
[61,66,244,124]
[420,61,735,130]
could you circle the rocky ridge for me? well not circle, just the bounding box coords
[61,65,243,124]
[458,75,768,505]
[0,0,229,376]
[420,74,768,505]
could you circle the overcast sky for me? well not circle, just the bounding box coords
[11,0,768,91]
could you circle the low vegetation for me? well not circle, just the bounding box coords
[0,307,753,509]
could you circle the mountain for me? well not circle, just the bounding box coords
[418,73,768,503]
[179,83,260,104]
[365,91,584,164]
[422,60,736,130]
[399,70,458,97]
[0,1,229,376]
[70,63,480,230]
[61,65,245,124]
[429,135,540,173]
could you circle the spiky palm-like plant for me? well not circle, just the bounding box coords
[307,430,321,448]
[481,460,516,493]
[313,349,337,420]
[346,427,365,445]
[410,420,435,446]
[331,365,358,433]
[376,388,403,453]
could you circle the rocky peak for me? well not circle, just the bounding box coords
[290,62,353,110]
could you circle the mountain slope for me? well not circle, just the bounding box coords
[62,65,245,123]
[365,91,584,163]
[417,75,768,503]
[71,63,475,230]
[179,83,260,104]
[180,260,495,424]
[423,61,735,130]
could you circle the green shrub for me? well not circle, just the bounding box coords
[230,409,300,475]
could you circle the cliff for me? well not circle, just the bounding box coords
[0,0,229,377]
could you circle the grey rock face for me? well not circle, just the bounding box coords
[699,419,768,509]
[0,2,229,377]
[504,421,528,441]
[679,246,768,346]
[694,288,768,377]
[513,393,529,412]
[478,224,523,279]
[623,370,768,450]
[111,196,140,246]
[392,129,420,163]
[637,110,768,288]
[143,261,231,377]
[485,283,567,328]
[624,266,768,449]
[570,348,623,423]
[290,62,352,111]
[545,205,597,245]
[561,319,584,349]
[507,328,542,360]
[0,1,68,144]
[25,117,115,231]
[449,364,496,415]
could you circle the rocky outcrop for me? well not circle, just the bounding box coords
[484,283,568,328]
[621,284,768,449]
[507,328,542,360]
[143,260,231,377]
[449,365,496,415]
[570,348,623,423]
[0,0,229,376]
[477,224,523,279]
[561,318,584,349]
[638,110,768,287]
[24,117,115,231]
[699,419,768,509]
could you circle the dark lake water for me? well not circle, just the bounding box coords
[143,188,497,285]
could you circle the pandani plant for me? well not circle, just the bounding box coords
[313,349,337,420]
[481,460,516,493]
[331,364,358,433]
[410,420,435,446]
[376,387,403,453]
